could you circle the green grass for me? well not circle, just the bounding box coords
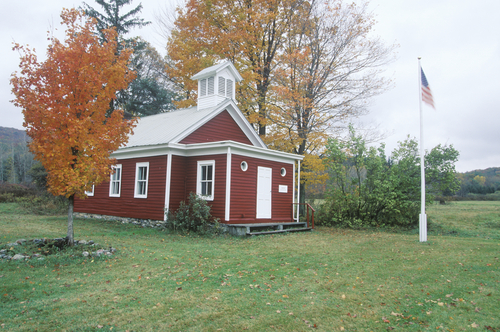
[0,201,499,331]
[427,201,500,239]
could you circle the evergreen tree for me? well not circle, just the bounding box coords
[83,0,176,116]
[118,39,178,115]
[82,0,150,43]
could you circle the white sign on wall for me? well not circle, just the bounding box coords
[278,185,288,193]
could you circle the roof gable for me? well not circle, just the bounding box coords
[180,110,253,145]
[122,99,266,150]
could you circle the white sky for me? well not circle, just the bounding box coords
[1,0,499,172]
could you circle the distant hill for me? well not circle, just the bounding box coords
[457,167,500,197]
[0,126,27,145]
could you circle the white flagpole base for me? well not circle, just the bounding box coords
[419,213,427,242]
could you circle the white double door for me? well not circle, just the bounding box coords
[256,166,272,219]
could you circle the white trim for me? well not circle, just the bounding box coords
[85,185,95,197]
[191,61,243,82]
[113,140,303,164]
[293,161,296,221]
[296,160,301,222]
[280,167,286,176]
[109,164,122,197]
[256,166,272,219]
[197,160,215,201]
[164,153,172,221]
[134,162,149,198]
[225,147,232,221]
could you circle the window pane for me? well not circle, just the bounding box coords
[207,182,212,196]
[208,77,214,95]
[138,182,145,195]
[207,165,213,180]
[201,182,207,195]
[112,182,119,195]
[218,77,225,95]
[201,166,207,181]
[227,79,233,98]
[138,166,147,180]
[115,168,121,180]
[200,79,206,96]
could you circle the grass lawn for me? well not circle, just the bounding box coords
[0,201,499,331]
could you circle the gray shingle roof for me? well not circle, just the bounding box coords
[123,105,218,148]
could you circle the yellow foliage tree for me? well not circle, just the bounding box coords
[165,0,394,201]
[10,9,136,244]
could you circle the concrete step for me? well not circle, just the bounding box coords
[246,227,313,236]
[224,222,312,236]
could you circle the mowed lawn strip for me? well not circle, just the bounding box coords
[0,202,498,331]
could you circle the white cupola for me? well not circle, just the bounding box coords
[191,60,243,111]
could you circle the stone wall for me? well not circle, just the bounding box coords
[74,212,167,229]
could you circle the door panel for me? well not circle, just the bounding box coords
[256,166,272,219]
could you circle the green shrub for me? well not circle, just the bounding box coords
[318,127,459,228]
[0,183,67,215]
[0,183,37,200]
[15,194,68,215]
[166,192,222,235]
[0,192,16,203]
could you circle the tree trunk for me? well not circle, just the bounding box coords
[67,195,74,246]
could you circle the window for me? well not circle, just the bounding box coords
[109,164,122,197]
[134,162,149,198]
[197,160,215,200]
[240,161,248,171]
[85,185,95,197]
[200,78,206,96]
[207,77,214,95]
[226,79,233,98]
[280,167,287,177]
[218,77,226,95]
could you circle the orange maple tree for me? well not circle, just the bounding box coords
[10,8,136,245]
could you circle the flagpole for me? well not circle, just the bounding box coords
[418,57,427,242]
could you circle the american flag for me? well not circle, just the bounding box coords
[421,68,435,108]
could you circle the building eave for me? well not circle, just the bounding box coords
[112,140,303,164]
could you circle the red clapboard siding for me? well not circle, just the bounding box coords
[74,155,167,220]
[168,155,187,214]
[180,154,227,222]
[180,110,253,145]
[229,154,294,224]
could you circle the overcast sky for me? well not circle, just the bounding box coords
[2,0,499,173]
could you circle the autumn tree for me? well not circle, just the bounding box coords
[165,0,394,204]
[10,8,136,245]
[269,0,394,202]
[165,0,305,132]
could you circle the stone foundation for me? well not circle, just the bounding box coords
[74,212,167,229]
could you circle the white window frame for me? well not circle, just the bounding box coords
[197,160,215,201]
[85,185,95,197]
[109,164,122,197]
[134,162,149,199]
